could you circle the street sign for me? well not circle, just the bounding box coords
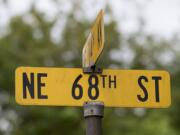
[15,67,171,108]
[82,10,104,68]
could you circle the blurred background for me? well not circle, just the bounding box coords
[0,0,180,135]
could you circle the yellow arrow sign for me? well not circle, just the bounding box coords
[82,10,104,68]
[15,67,171,108]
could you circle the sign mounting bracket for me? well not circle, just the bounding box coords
[83,65,102,74]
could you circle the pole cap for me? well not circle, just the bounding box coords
[83,101,104,118]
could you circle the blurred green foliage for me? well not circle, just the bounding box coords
[0,2,180,135]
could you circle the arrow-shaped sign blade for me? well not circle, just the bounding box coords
[82,10,104,68]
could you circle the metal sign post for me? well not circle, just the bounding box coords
[84,102,104,135]
[82,10,105,134]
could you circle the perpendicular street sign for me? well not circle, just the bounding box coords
[82,10,104,68]
[15,67,171,108]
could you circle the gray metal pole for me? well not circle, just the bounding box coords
[83,101,104,135]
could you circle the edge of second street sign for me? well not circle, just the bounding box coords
[82,10,104,68]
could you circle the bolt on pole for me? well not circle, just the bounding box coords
[83,101,104,135]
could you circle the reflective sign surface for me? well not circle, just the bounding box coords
[15,67,171,108]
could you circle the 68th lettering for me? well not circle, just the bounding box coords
[72,74,117,100]
[72,74,100,100]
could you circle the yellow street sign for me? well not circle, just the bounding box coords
[82,10,104,68]
[15,67,171,108]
